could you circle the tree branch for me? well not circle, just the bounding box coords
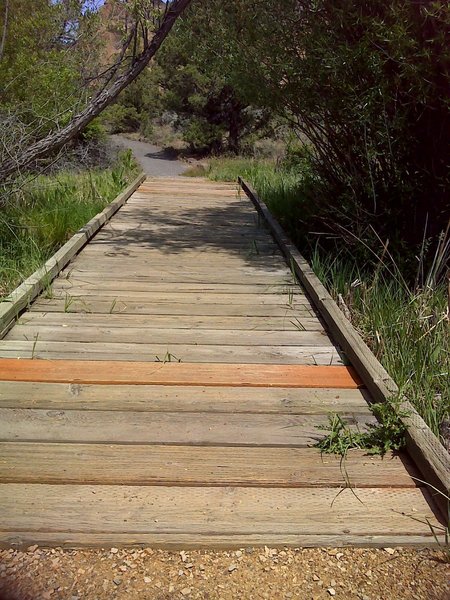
[0,0,192,182]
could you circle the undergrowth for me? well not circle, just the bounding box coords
[0,150,138,298]
[207,157,450,446]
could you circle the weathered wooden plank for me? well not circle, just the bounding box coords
[7,325,328,347]
[52,280,304,295]
[79,242,281,254]
[29,300,315,317]
[2,531,441,550]
[0,485,440,542]
[88,242,279,255]
[0,444,418,488]
[92,237,277,250]
[74,254,288,268]
[59,268,294,284]
[132,190,239,198]
[0,409,374,446]
[0,360,362,387]
[32,291,309,306]
[67,259,292,271]
[16,312,324,331]
[0,341,343,364]
[239,178,450,518]
[96,222,268,232]
[0,382,371,413]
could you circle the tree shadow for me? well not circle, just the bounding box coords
[90,197,289,273]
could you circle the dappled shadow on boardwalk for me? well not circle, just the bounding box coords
[89,197,286,272]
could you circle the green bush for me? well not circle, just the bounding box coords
[182,119,225,153]
[102,104,141,134]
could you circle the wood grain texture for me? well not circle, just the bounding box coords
[27,291,310,305]
[0,409,374,446]
[0,360,361,387]
[0,444,418,487]
[1,532,442,550]
[29,300,316,318]
[0,485,441,541]
[7,325,329,347]
[0,382,372,413]
[16,312,325,331]
[0,341,343,364]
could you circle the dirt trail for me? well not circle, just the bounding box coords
[111,135,186,177]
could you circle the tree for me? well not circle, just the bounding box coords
[181,0,449,265]
[0,0,192,182]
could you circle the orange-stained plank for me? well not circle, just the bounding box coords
[0,359,362,388]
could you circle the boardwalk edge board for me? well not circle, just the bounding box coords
[0,172,146,339]
[239,176,450,518]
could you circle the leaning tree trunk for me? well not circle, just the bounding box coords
[0,0,192,183]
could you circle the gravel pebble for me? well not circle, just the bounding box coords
[0,546,448,599]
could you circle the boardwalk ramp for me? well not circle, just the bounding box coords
[0,177,443,547]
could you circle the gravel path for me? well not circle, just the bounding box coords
[111,135,186,177]
[0,546,448,599]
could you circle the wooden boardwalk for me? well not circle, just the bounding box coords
[0,178,443,547]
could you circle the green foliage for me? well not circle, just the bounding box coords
[79,119,107,142]
[103,104,142,134]
[316,402,408,457]
[208,157,449,444]
[108,4,273,153]
[0,0,101,144]
[182,119,225,153]
[0,152,139,298]
[207,157,312,232]
[188,0,450,271]
[310,251,450,440]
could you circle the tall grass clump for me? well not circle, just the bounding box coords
[208,158,449,447]
[208,156,312,231]
[0,151,138,297]
[310,248,449,442]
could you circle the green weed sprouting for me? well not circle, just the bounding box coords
[155,351,182,363]
[316,401,409,457]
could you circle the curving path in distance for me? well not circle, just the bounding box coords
[111,134,186,177]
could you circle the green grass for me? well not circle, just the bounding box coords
[207,157,449,444]
[311,253,449,439]
[0,151,139,298]
[208,157,306,228]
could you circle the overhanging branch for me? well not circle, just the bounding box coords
[0,0,192,182]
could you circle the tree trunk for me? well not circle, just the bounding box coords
[0,0,192,183]
[228,98,242,154]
